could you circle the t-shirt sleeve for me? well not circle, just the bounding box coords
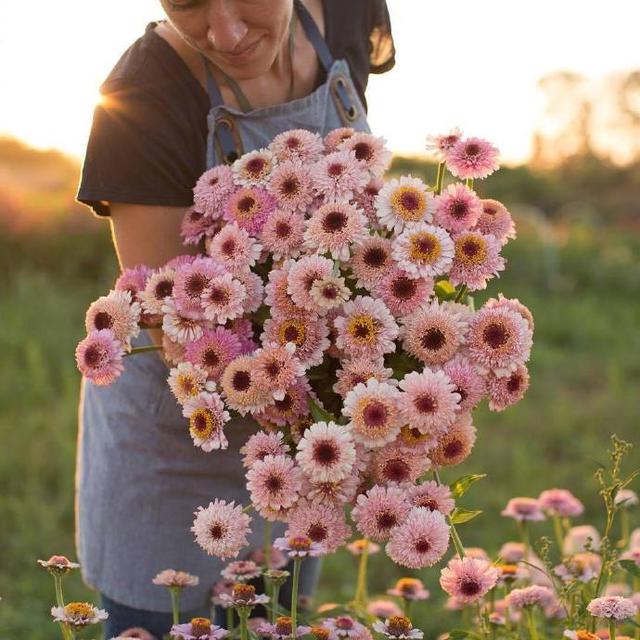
[77,80,199,218]
[368,0,396,74]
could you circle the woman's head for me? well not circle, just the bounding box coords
[160,0,294,79]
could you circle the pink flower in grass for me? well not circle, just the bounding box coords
[372,267,434,319]
[221,560,262,582]
[428,412,477,468]
[261,210,306,261]
[153,569,199,588]
[506,586,556,610]
[387,578,430,601]
[392,223,454,279]
[85,290,141,349]
[425,127,463,160]
[311,150,369,202]
[183,327,242,382]
[224,186,276,235]
[349,235,394,289]
[407,481,455,515]
[368,600,403,619]
[449,231,505,291]
[296,421,355,483]
[253,342,306,401]
[386,507,450,569]
[304,202,367,261]
[76,330,124,385]
[246,454,302,520]
[338,132,392,178]
[207,224,262,274]
[269,128,324,163]
[51,603,108,627]
[475,199,516,245]
[371,443,430,486]
[287,500,352,553]
[262,314,330,368]
[194,165,235,218]
[446,137,500,180]
[220,355,272,416]
[486,363,530,411]
[440,557,499,603]
[333,356,395,398]
[587,596,638,620]
[192,499,251,560]
[375,176,433,232]
[241,431,290,468]
[351,485,411,542]
[232,148,277,187]
[434,183,483,233]
[171,617,228,640]
[267,158,315,212]
[442,355,487,412]
[37,555,80,576]
[182,390,231,451]
[501,497,546,522]
[324,616,371,640]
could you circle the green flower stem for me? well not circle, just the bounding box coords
[465,178,475,190]
[354,541,369,608]
[271,584,281,623]
[169,587,181,625]
[404,600,413,619]
[435,162,446,195]
[53,577,72,640]
[226,607,235,633]
[291,557,302,635]
[433,468,465,557]
[518,520,531,560]
[620,510,630,547]
[609,619,617,640]
[123,345,162,357]
[264,520,272,569]
[525,607,539,640]
[553,515,565,555]
[239,609,249,640]
[454,284,468,303]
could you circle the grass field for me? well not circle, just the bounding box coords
[1,215,639,639]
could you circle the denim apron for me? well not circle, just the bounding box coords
[76,0,370,612]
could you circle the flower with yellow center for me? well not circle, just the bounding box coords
[454,232,488,266]
[376,175,433,232]
[392,223,454,279]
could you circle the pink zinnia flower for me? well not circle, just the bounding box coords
[311,150,369,202]
[260,210,306,261]
[171,617,228,640]
[372,616,424,639]
[246,454,302,519]
[173,257,225,320]
[376,176,433,232]
[235,266,265,314]
[324,615,371,640]
[398,369,461,438]
[373,267,434,319]
[333,356,395,398]
[259,616,312,639]
[350,235,394,289]
[262,314,330,368]
[232,148,277,187]
[407,481,455,515]
[296,421,355,482]
[429,412,477,467]
[393,223,454,279]
[221,560,262,583]
[467,306,533,377]
[267,158,315,212]
[182,390,231,451]
[484,294,534,331]
[241,431,290,468]
[37,555,80,576]
[304,202,367,261]
[400,301,468,366]
[85,289,141,349]
[253,342,306,401]
[367,600,403,619]
[434,183,483,233]
[273,534,325,558]
[347,539,381,556]
[183,327,242,381]
[220,355,272,415]
[506,586,556,610]
[287,500,352,553]
[115,265,152,301]
[168,361,210,405]
[207,223,262,274]
[181,206,218,245]
[194,165,235,218]
[324,127,356,151]
[226,317,256,354]
[161,298,203,345]
[351,485,411,541]
[343,379,402,449]
[446,137,500,180]
[501,497,546,522]
[269,128,324,163]
[486,363,530,411]
[76,329,124,385]
[153,569,200,588]
[387,577,430,601]
[310,275,351,313]
[449,231,505,290]
[265,264,307,317]
[50,603,108,627]
[338,132,392,178]
[303,474,361,508]
[224,186,276,235]
[141,267,176,318]
[255,377,313,427]
[192,499,251,559]
[287,255,334,310]
[201,273,246,324]
[587,596,638,621]
[386,507,450,569]
[442,354,487,412]
[440,557,499,603]
[475,199,516,245]
[371,442,430,485]
[425,127,463,160]
[333,296,399,359]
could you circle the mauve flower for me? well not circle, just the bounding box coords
[269,128,324,163]
[191,499,251,560]
[287,499,351,553]
[425,127,464,160]
[296,421,355,483]
[232,148,276,187]
[387,578,430,601]
[246,454,302,520]
[368,599,403,619]
[221,560,262,582]
[446,136,500,180]
[152,569,199,588]
[193,165,235,218]
[615,489,639,508]
[434,182,483,233]
[37,555,80,576]
[564,525,601,555]
[449,230,505,291]
[475,198,516,245]
[170,617,228,640]
[51,602,108,627]
[259,616,312,640]
[407,481,455,515]
[218,583,270,608]
[339,131,392,178]
[372,616,424,639]
[586,596,638,620]
[273,534,325,558]
[538,489,584,518]
[85,289,141,349]
[439,557,499,604]
[554,552,602,583]
[75,329,124,386]
[428,412,477,468]
[506,586,555,610]
[501,497,546,521]
[324,615,371,640]
[352,485,411,542]
[346,539,381,556]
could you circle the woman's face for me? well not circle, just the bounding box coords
[160,0,293,80]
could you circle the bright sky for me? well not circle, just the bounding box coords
[1,0,639,164]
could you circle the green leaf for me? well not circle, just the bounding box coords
[434,279,456,301]
[620,559,640,578]
[450,474,487,499]
[450,507,483,525]
[307,397,336,424]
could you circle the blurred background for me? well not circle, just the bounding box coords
[1,1,639,638]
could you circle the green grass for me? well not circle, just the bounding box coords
[1,219,638,639]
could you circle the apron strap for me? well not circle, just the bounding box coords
[293,0,333,74]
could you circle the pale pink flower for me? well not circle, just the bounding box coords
[75,329,124,385]
[220,355,272,416]
[225,318,256,354]
[324,127,356,151]
[287,255,335,311]
[324,615,371,640]
[615,489,639,508]
[475,199,516,245]
[333,296,399,359]
[442,354,487,412]
[51,603,108,627]
[349,235,394,288]
[351,485,411,541]
[304,202,367,261]
[264,263,307,317]
[37,555,80,576]
[400,301,468,366]
[563,525,601,555]
[262,314,330,368]
[446,137,500,180]
[311,150,369,202]
[171,618,228,640]
[267,158,315,212]
[173,257,226,320]
[393,223,455,279]
[168,361,210,405]
[398,369,461,438]
[260,210,306,261]
[224,186,276,235]
[353,177,384,229]
[141,267,175,318]
[333,356,395,398]
[499,541,526,563]
[429,412,477,467]
[183,327,242,382]
[367,600,403,619]
[85,289,141,349]
[273,534,325,557]
[338,132,392,178]
[115,265,152,302]
[387,578,430,601]
[181,206,217,245]
[232,148,276,186]
[372,616,424,639]
[253,342,306,401]
[255,378,313,427]
[304,474,361,508]
[371,443,430,485]
[269,128,324,163]
[347,539,381,556]
[467,307,533,377]
[153,569,199,588]
[501,497,546,522]
[194,165,235,218]
[588,595,638,622]
[287,500,352,553]
[192,499,251,559]
[296,421,355,482]
[201,273,246,324]
[440,557,499,604]
[233,269,265,313]
[310,275,351,312]
[386,507,450,569]
[343,379,402,449]
[425,127,463,160]
[207,223,262,274]
[161,298,203,345]
[373,267,434,319]
[259,617,312,639]
[619,548,640,567]
[246,454,301,519]
[484,294,534,332]
[486,363,530,411]
[241,431,290,468]
[449,231,505,291]
[375,176,433,232]
[434,183,483,232]
[182,390,231,451]
[554,552,601,583]
[407,481,455,515]
[506,586,556,610]
[221,560,262,582]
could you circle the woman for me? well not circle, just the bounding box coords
[76,1,394,637]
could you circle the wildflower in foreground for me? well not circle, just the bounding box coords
[259,615,312,639]
[439,557,499,604]
[554,552,602,583]
[387,577,430,601]
[501,496,546,521]
[373,616,424,639]
[586,596,638,620]
[152,569,199,588]
[170,617,228,640]
[37,555,80,576]
[218,583,270,608]
[563,525,601,554]
[538,488,584,518]
[51,602,108,627]
[273,535,325,558]
[191,499,251,560]
[505,585,556,610]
